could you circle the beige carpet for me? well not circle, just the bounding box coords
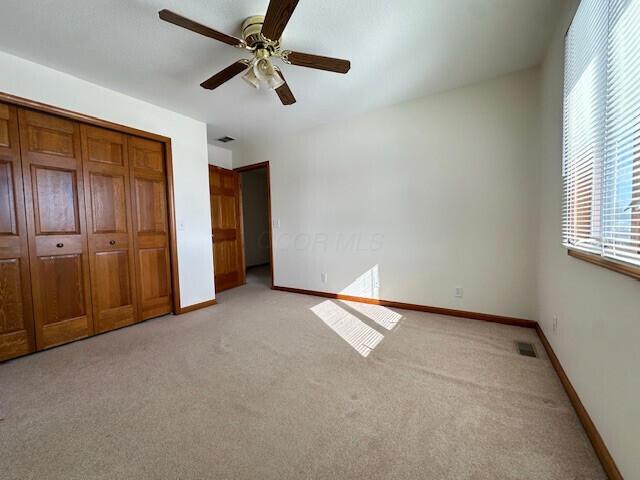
[0,266,604,479]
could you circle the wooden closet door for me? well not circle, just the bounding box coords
[209,165,245,292]
[0,103,35,361]
[81,125,138,333]
[19,109,93,349]
[129,136,172,320]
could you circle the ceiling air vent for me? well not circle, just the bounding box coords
[516,341,537,358]
[217,136,235,143]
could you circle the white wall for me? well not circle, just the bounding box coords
[241,169,270,267]
[0,50,215,307]
[236,68,541,319]
[208,144,232,169]
[537,2,640,478]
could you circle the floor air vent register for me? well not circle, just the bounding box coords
[515,341,537,358]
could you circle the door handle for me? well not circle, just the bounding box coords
[109,240,116,245]
[56,243,64,248]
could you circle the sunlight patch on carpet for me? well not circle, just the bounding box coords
[339,300,402,331]
[310,300,384,357]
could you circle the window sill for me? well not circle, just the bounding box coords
[568,249,640,281]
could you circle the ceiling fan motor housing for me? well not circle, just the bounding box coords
[242,15,279,50]
[242,15,264,47]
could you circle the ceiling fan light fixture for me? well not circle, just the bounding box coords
[242,65,261,89]
[254,58,284,90]
[265,72,285,90]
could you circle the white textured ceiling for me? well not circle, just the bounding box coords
[0,0,563,146]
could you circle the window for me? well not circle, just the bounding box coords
[563,0,640,272]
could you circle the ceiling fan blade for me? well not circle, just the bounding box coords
[159,9,245,48]
[283,51,351,74]
[201,61,250,90]
[261,0,300,41]
[274,70,296,105]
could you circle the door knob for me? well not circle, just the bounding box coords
[109,240,116,245]
[56,243,64,248]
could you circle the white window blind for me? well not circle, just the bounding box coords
[563,0,640,268]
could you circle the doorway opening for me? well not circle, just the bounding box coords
[235,162,274,289]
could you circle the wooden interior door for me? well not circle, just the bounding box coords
[18,109,93,349]
[81,125,138,333]
[209,165,245,292]
[129,136,172,320]
[0,102,35,361]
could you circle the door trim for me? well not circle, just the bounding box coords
[234,161,274,288]
[176,298,217,314]
[0,91,183,314]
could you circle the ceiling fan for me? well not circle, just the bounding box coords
[158,0,351,106]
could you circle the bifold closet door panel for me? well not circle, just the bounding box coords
[81,125,138,333]
[0,103,35,361]
[19,109,94,349]
[128,136,172,320]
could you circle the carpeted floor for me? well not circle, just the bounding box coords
[0,266,604,479]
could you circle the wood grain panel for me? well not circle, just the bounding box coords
[95,251,131,308]
[134,178,167,233]
[200,61,250,90]
[40,316,90,349]
[0,259,24,333]
[27,128,74,157]
[23,110,75,158]
[19,108,93,350]
[139,247,169,300]
[129,136,172,319]
[222,174,235,189]
[81,125,138,333]
[0,103,35,361]
[32,166,79,234]
[0,330,31,361]
[90,173,127,233]
[213,241,234,275]
[131,139,163,173]
[212,195,237,229]
[158,9,246,47]
[0,103,9,148]
[261,0,299,41]
[209,165,244,292]
[275,72,296,106]
[210,171,221,188]
[86,130,124,166]
[0,122,8,148]
[0,161,17,234]
[285,51,351,74]
[39,254,85,325]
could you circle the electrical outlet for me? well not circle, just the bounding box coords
[321,272,328,283]
[553,316,558,333]
[455,287,463,298]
